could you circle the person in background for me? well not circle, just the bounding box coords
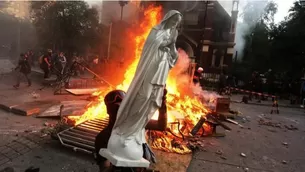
[218,70,227,95]
[95,88,167,172]
[78,56,85,75]
[13,53,31,88]
[26,50,34,66]
[58,52,67,74]
[40,49,52,79]
[193,67,204,85]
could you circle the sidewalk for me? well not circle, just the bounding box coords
[229,94,302,109]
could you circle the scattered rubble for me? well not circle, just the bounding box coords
[229,109,242,115]
[258,118,282,128]
[187,137,206,151]
[267,129,277,133]
[43,122,55,127]
[240,153,246,157]
[220,156,227,160]
[284,125,298,130]
[31,91,40,99]
[216,150,223,155]
[282,160,288,164]
[258,116,299,132]
[282,142,288,146]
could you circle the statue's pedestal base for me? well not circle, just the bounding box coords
[99,149,150,168]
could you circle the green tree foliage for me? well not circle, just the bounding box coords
[269,2,305,78]
[30,1,105,56]
[239,1,305,80]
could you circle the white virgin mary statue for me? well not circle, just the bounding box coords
[106,10,182,161]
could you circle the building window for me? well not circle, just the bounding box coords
[212,49,224,67]
[202,45,209,52]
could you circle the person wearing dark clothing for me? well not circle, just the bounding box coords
[40,50,52,78]
[94,90,125,172]
[218,72,227,94]
[250,71,257,92]
[95,88,168,172]
[193,67,204,85]
[26,50,34,66]
[254,74,262,93]
[13,53,31,88]
[226,75,236,88]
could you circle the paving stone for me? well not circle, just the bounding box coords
[7,141,30,155]
[0,153,8,162]
[14,138,37,149]
[23,134,43,144]
[0,154,9,166]
[0,147,19,160]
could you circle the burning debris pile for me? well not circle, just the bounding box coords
[62,5,235,154]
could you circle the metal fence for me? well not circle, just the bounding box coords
[201,73,220,90]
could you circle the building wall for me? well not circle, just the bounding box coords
[143,1,237,74]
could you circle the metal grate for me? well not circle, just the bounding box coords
[58,118,109,154]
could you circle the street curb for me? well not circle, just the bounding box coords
[230,100,303,109]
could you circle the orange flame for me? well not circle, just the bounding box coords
[68,5,212,154]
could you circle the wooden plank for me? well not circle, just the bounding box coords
[0,101,19,112]
[225,118,239,125]
[10,100,60,116]
[36,104,61,117]
[37,100,89,118]
[65,88,100,96]
[218,111,236,119]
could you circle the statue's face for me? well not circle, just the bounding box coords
[167,14,182,28]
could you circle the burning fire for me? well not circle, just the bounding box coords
[68,5,213,154]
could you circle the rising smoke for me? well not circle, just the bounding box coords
[173,49,220,107]
[219,0,270,59]
[90,1,140,25]
[0,1,31,20]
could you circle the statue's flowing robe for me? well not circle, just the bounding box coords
[111,10,182,146]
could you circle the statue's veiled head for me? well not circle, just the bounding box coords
[157,10,182,30]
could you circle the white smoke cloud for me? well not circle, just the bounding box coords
[89,1,140,24]
[218,0,272,59]
[0,1,30,20]
[173,49,220,107]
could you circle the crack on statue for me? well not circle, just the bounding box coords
[97,10,183,171]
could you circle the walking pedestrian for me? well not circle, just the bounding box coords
[13,53,31,89]
[218,70,227,95]
[40,49,52,79]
